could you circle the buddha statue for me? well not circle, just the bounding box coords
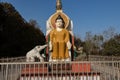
[49,15,72,61]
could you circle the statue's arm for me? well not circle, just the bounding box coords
[49,41,52,51]
[49,30,54,51]
[65,30,69,43]
[65,30,72,49]
[67,41,72,49]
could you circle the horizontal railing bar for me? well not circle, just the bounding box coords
[0,61,120,64]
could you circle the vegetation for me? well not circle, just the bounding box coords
[0,3,45,57]
[102,34,120,56]
[75,28,120,57]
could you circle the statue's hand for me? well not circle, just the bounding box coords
[67,41,72,49]
[49,41,52,51]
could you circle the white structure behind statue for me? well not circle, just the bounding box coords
[26,44,47,62]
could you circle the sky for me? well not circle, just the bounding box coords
[1,0,120,40]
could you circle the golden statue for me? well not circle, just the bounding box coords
[49,15,71,61]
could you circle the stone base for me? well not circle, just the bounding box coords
[72,63,91,72]
[49,63,71,70]
[21,63,91,76]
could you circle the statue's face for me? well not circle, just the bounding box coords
[55,19,63,28]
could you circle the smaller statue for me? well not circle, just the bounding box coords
[74,46,87,61]
[26,44,47,62]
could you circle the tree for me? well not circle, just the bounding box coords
[102,34,120,56]
[84,32,94,60]
[0,3,46,57]
[92,35,104,55]
[74,36,82,49]
[103,27,116,41]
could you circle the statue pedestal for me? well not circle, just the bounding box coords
[72,63,91,72]
[50,63,71,70]
[19,62,101,80]
[20,62,93,79]
[21,64,48,76]
[21,62,91,75]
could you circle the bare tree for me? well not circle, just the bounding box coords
[103,27,116,41]
[84,32,93,60]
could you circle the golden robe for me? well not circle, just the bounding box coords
[50,29,70,60]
